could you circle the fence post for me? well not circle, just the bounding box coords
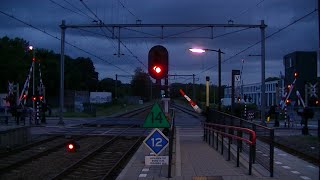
[237,138,240,167]
[212,130,214,148]
[249,134,253,175]
[239,120,243,152]
[228,137,231,161]
[216,131,219,150]
[270,128,274,177]
[208,129,211,145]
[203,124,206,141]
[221,134,224,155]
[252,124,256,163]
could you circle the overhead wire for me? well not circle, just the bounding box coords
[195,8,318,76]
[117,0,140,20]
[80,0,147,68]
[50,0,140,70]
[230,0,265,21]
[48,0,95,21]
[0,10,132,75]
[61,0,96,21]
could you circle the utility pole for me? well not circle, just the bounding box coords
[58,20,66,125]
[192,74,195,100]
[318,0,320,77]
[218,49,222,111]
[32,49,35,114]
[206,76,210,112]
[260,20,267,126]
[115,74,118,100]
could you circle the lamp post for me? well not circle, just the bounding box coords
[189,48,225,111]
[29,45,36,121]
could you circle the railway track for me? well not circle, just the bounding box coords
[0,135,62,158]
[171,103,202,118]
[0,104,150,179]
[0,136,112,179]
[52,136,142,180]
[115,104,152,118]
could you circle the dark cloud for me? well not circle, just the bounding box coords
[0,0,317,85]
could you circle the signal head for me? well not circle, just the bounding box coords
[148,45,168,80]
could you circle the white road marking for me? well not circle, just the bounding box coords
[278,153,287,156]
[307,165,316,169]
[142,168,149,172]
[282,166,291,169]
[300,176,311,180]
[291,171,300,174]
[275,161,282,165]
[139,174,147,178]
[262,154,268,157]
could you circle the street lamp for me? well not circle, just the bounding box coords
[29,45,36,123]
[189,48,225,111]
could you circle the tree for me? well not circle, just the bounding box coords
[131,68,152,100]
[0,36,99,102]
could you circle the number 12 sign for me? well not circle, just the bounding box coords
[143,128,169,156]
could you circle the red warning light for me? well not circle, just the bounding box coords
[66,141,79,152]
[286,99,290,104]
[68,144,74,150]
[32,96,37,101]
[294,72,298,78]
[39,96,43,100]
[316,100,319,105]
[153,66,162,73]
[23,94,27,99]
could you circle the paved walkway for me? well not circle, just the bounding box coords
[117,108,265,180]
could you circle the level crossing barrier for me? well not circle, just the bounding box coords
[207,109,274,177]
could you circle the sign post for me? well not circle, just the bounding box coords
[143,102,172,178]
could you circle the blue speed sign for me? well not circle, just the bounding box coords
[143,128,169,155]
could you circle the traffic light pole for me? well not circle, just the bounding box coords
[260,20,267,126]
[58,20,66,125]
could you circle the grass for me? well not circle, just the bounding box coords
[61,103,150,118]
[95,104,144,116]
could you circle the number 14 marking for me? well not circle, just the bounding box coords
[151,112,163,123]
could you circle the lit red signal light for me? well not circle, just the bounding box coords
[286,99,290,104]
[32,96,37,101]
[68,144,74,150]
[66,140,79,152]
[39,96,43,100]
[153,66,162,74]
[294,72,298,78]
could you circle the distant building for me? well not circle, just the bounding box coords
[283,51,317,101]
[224,80,281,107]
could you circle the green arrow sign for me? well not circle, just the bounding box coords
[143,103,170,128]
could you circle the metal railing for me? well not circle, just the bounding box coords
[207,109,274,177]
[204,123,256,175]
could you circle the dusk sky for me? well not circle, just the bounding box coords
[0,0,318,85]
